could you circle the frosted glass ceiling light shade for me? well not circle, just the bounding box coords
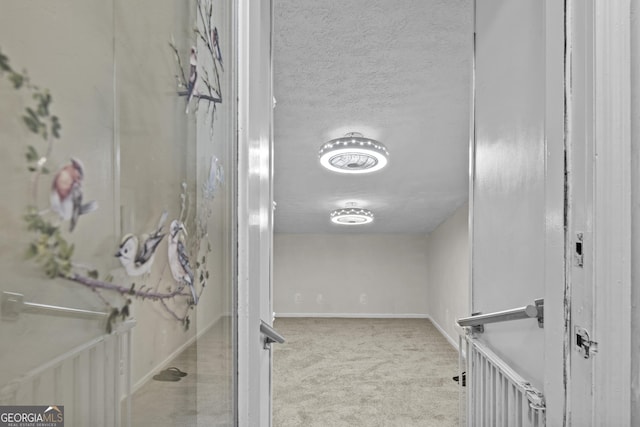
[330,207,374,225]
[318,132,389,174]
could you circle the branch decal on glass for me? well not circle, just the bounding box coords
[2,32,220,332]
[171,0,223,123]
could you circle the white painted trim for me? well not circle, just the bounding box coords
[467,4,477,425]
[274,312,429,319]
[543,0,568,425]
[236,1,252,425]
[130,315,223,394]
[236,1,274,425]
[592,1,631,424]
[630,0,640,423]
[468,0,477,318]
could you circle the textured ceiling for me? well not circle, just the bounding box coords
[273,0,472,234]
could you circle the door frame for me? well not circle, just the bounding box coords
[562,0,631,424]
[236,0,633,424]
[542,0,567,425]
[236,0,274,425]
[469,0,632,424]
[586,0,631,424]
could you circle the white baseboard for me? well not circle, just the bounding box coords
[275,312,430,319]
[131,314,223,394]
[275,313,463,355]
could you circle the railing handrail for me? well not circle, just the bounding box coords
[2,291,109,321]
[260,320,285,345]
[457,298,544,331]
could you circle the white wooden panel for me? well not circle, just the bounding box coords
[91,344,105,427]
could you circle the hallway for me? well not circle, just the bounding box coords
[0,1,637,425]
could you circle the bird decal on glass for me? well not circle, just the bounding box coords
[211,27,223,71]
[168,220,198,305]
[202,155,224,200]
[115,211,168,277]
[50,158,98,232]
[185,47,198,113]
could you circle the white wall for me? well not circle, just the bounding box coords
[426,203,469,348]
[472,0,546,390]
[274,233,429,317]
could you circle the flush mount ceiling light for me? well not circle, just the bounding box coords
[330,206,374,225]
[318,132,389,174]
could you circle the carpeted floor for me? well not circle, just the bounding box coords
[273,318,462,427]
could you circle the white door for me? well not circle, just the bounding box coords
[237,0,276,425]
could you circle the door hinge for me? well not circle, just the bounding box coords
[575,326,597,359]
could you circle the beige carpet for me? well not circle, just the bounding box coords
[273,318,462,427]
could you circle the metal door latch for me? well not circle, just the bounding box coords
[575,233,584,267]
[575,326,597,359]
